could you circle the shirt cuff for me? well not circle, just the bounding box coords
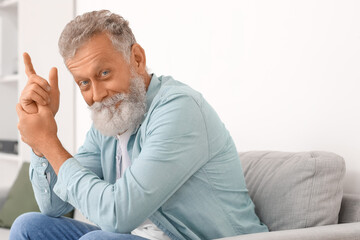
[30,150,50,173]
[53,157,83,202]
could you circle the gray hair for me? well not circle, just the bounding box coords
[58,10,136,63]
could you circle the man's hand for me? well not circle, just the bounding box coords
[20,52,60,116]
[19,52,60,156]
[16,103,58,153]
[16,103,71,174]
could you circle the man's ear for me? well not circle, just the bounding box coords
[131,43,147,75]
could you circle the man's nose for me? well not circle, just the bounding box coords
[92,82,107,103]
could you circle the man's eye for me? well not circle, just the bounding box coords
[101,70,109,77]
[79,81,89,87]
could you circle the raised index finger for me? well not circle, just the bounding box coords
[23,52,36,77]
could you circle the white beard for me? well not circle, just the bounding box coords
[88,72,147,136]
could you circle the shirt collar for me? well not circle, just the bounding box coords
[145,73,161,114]
[129,73,161,135]
[116,127,133,140]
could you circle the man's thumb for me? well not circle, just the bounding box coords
[49,67,59,91]
[48,67,60,116]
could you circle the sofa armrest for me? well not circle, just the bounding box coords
[339,193,360,223]
[215,222,360,240]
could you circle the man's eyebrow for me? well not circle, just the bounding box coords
[73,75,88,83]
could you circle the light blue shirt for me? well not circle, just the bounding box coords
[30,74,268,239]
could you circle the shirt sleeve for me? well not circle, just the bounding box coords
[53,93,210,233]
[30,126,104,217]
[30,152,74,217]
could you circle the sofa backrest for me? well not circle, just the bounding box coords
[239,151,345,231]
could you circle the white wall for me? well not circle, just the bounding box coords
[18,0,76,159]
[76,0,360,194]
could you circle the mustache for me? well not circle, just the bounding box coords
[89,93,127,112]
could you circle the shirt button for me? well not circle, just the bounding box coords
[42,162,47,167]
[44,189,48,193]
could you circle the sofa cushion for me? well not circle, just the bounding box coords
[239,151,345,231]
[0,161,40,228]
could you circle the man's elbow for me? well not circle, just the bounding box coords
[39,208,62,218]
[38,204,73,218]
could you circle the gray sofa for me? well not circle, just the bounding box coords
[218,151,360,240]
[0,158,19,239]
[0,158,92,239]
[0,151,359,240]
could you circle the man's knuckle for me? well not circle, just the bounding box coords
[27,86,35,93]
[29,83,40,92]
[28,74,36,82]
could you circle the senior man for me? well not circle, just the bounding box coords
[11,10,268,240]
